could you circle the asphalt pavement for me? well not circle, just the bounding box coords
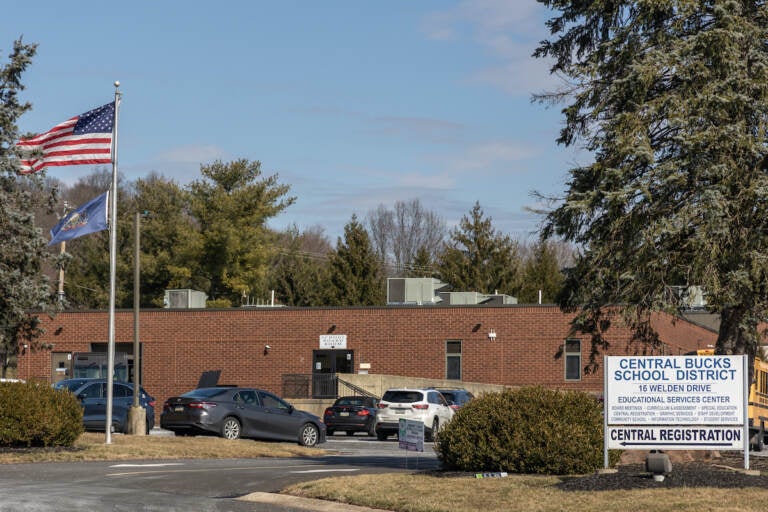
[0,431,439,512]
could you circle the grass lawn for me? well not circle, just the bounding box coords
[0,432,322,463]
[283,472,768,512]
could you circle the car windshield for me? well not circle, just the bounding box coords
[181,387,231,399]
[336,397,365,406]
[382,390,423,403]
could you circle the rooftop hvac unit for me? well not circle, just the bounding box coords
[387,278,448,305]
[669,285,706,310]
[164,289,208,309]
[439,291,487,305]
[438,292,517,305]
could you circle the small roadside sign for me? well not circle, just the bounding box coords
[398,418,424,452]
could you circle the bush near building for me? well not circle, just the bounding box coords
[0,381,83,447]
[435,386,620,474]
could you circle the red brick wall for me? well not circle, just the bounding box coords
[18,305,717,422]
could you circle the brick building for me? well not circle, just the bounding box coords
[16,304,717,422]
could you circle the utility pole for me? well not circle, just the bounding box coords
[57,201,69,303]
[126,211,146,435]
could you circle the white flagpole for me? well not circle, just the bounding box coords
[105,81,122,444]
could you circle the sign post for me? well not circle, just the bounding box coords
[604,355,748,468]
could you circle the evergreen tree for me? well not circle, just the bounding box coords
[268,224,331,307]
[0,39,58,377]
[327,215,385,306]
[55,169,131,309]
[436,202,521,295]
[130,172,196,307]
[517,240,564,304]
[535,1,768,365]
[188,159,294,306]
[408,246,437,278]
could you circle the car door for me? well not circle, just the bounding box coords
[254,390,303,441]
[111,383,133,431]
[77,382,107,430]
[431,391,453,425]
[232,389,262,437]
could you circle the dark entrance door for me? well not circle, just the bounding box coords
[312,350,354,398]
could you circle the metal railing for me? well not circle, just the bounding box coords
[282,373,338,399]
[281,374,379,399]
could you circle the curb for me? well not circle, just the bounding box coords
[238,492,382,511]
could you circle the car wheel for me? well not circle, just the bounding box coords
[346,430,355,437]
[299,423,319,447]
[221,416,241,440]
[376,431,388,441]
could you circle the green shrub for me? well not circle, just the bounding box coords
[435,386,621,474]
[0,381,83,447]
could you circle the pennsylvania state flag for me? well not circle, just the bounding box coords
[49,192,109,246]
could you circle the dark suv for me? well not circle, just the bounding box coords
[436,388,475,411]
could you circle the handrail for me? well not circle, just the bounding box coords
[337,377,378,399]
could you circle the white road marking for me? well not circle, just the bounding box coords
[110,463,185,468]
[290,469,360,474]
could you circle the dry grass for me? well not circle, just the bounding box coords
[0,433,324,464]
[283,473,768,512]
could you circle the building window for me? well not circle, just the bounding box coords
[564,339,581,381]
[446,340,462,380]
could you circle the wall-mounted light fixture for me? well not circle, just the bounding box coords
[488,330,497,341]
[328,324,336,333]
[263,344,271,355]
[472,323,481,332]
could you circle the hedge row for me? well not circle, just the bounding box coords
[435,386,621,474]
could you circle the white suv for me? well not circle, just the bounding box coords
[374,388,453,441]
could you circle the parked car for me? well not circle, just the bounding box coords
[375,388,453,441]
[323,396,379,436]
[53,378,98,392]
[436,388,475,411]
[59,379,156,434]
[160,386,326,447]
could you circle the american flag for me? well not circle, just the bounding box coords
[16,102,114,174]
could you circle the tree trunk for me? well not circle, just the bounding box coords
[716,305,756,387]
[716,306,754,357]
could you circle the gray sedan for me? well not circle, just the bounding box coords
[160,386,326,447]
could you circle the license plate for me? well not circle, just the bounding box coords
[339,412,349,417]
[394,409,405,414]
[174,406,184,412]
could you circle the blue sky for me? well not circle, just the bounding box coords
[5,1,580,242]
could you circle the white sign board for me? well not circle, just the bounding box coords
[604,355,746,451]
[398,418,424,452]
[319,334,347,349]
[606,426,743,450]
[606,355,744,425]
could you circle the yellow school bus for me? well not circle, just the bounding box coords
[690,348,768,449]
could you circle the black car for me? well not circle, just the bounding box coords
[437,388,475,411]
[160,386,326,447]
[58,379,156,434]
[323,396,379,436]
